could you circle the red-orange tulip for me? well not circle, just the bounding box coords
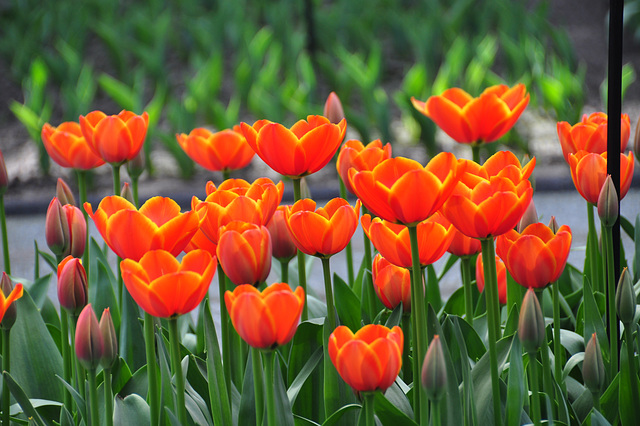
[336,139,392,195]
[286,198,360,257]
[240,115,347,178]
[0,273,23,325]
[79,110,149,164]
[568,150,635,204]
[217,221,272,286]
[361,212,454,269]
[411,84,529,144]
[120,249,216,318]
[85,196,199,261]
[372,254,411,312]
[41,122,105,170]
[447,228,481,257]
[349,153,465,225]
[496,222,572,289]
[557,112,630,162]
[75,304,103,370]
[476,254,507,305]
[266,205,298,261]
[57,256,88,315]
[328,324,403,392]
[225,283,305,349]
[176,126,255,172]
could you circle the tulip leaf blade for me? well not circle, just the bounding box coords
[203,302,232,426]
[55,374,86,424]
[113,393,151,425]
[374,390,417,426]
[287,346,323,406]
[333,274,361,332]
[270,351,295,426]
[504,335,525,426]
[582,276,609,359]
[321,404,361,426]
[3,372,48,426]
[618,342,639,426]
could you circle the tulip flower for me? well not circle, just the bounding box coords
[41,121,105,170]
[568,150,634,205]
[176,126,255,173]
[46,198,70,257]
[616,268,636,325]
[361,213,455,269]
[286,198,360,258]
[336,139,392,195]
[224,283,305,349]
[240,115,347,178]
[0,273,22,328]
[557,112,630,162]
[411,84,529,144]
[217,221,272,286]
[597,175,618,228]
[583,333,605,395]
[349,153,465,225]
[99,308,118,369]
[56,178,76,206]
[57,256,88,315]
[75,304,104,370]
[266,205,297,261]
[421,335,447,402]
[85,195,199,261]
[476,253,507,305]
[328,324,403,393]
[324,92,345,124]
[79,110,149,165]
[446,228,481,257]
[496,222,572,289]
[121,249,215,318]
[372,254,411,312]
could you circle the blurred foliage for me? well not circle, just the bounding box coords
[1,0,585,174]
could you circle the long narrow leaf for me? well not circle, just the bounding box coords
[3,372,48,426]
[203,302,232,426]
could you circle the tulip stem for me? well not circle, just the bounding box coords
[0,195,10,275]
[69,314,86,399]
[528,351,542,426]
[480,237,502,426]
[60,311,72,414]
[586,204,601,293]
[362,207,377,322]
[2,329,10,426]
[104,368,114,426]
[87,368,99,426]
[535,291,556,419]
[471,145,481,164]
[279,258,289,284]
[363,392,376,426]
[602,224,619,378]
[168,317,188,425]
[76,170,89,278]
[217,264,232,398]
[131,176,140,208]
[143,313,160,426]
[252,348,265,426]
[461,256,474,325]
[293,178,308,321]
[401,314,412,383]
[111,164,121,196]
[624,326,640,412]
[263,350,278,426]
[431,399,442,426]
[552,280,565,393]
[339,178,355,286]
[321,257,337,332]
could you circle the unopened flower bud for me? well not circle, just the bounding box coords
[0,149,8,196]
[421,335,447,402]
[64,205,86,258]
[75,304,104,370]
[266,206,297,261]
[517,199,538,233]
[518,288,545,353]
[127,149,146,180]
[616,268,636,325]
[56,178,76,206]
[583,333,605,394]
[46,198,70,257]
[0,272,23,330]
[99,308,118,369]
[547,216,560,234]
[57,256,88,315]
[120,182,135,205]
[323,92,345,125]
[597,175,618,228]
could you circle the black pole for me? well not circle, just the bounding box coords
[606,0,623,354]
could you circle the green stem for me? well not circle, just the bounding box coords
[402,314,412,383]
[76,170,89,278]
[408,225,428,425]
[233,328,245,391]
[263,350,277,426]
[363,392,376,426]
[528,352,542,426]
[279,258,289,284]
[0,195,10,275]
[293,178,308,321]
[339,178,355,286]
[218,265,232,398]
[587,204,600,293]
[536,291,556,420]
[461,256,473,325]
[471,145,481,164]
[131,176,139,208]
[2,329,10,426]
[69,315,85,399]
[602,225,619,378]
[87,369,99,426]
[223,169,231,181]
[625,325,640,412]
[321,257,337,332]
[552,281,565,393]
[252,348,265,426]
[111,164,121,196]
[592,390,601,411]
[169,317,188,425]
[104,368,114,426]
[144,313,160,426]
[362,210,377,322]
[60,312,72,413]
[432,399,442,426]
[480,238,502,426]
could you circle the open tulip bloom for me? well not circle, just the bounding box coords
[568,150,635,204]
[557,112,631,162]
[216,220,272,286]
[41,121,105,170]
[176,126,255,173]
[336,139,392,195]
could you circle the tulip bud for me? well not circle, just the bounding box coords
[56,178,76,206]
[120,182,135,205]
[583,333,605,394]
[616,267,636,325]
[99,308,118,369]
[57,256,88,315]
[634,113,640,161]
[127,149,146,180]
[266,206,297,261]
[65,205,87,259]
[46,198,70,257]
[421,335,447,402]
[75,304,104,370]
[518,288,545,353]
[547,216,560,234]
[597,175,618,228]
[517,199,538,233]
[323,92,345,125]
[0,273,19,330]
[0,149,8,196]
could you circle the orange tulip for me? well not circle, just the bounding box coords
[568,150,635,204]
[41,122,105,170]
[475,254,507,304]
[285,198,360,257]
[411,84,529,144]
[361,212,455,269]
[328,324,403,392]
[240,115,347,178]
[336,139,392,195]
[0,273,23,325]
[79,110,149,164]
[557,112,630,162]
[496,222,572,289]
[217,221,272,286]
[266,205,298,261]
[120,249,216,318]
[447,228,481,257]
[224,283,305,349]
[372,254,411,312]
[85,195,199,261]
[441,152,534,239]
[195,178,283,245]
[176,126,255,172]
[349,153,465,225]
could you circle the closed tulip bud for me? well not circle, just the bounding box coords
[518,288,545,353]
[99,308,118,369]
[421,335,447,402]
[517,199,538,233]
[127,149,146,180]
[75,304,104,370]
[0,149,7,195]
[597,175,618,228]
[46,198,70,257]
[266,206,297,261]
[583,333,605,394]
[616,268,636,325]
[0,273,19,330]
[323,92,345,125]
[547,216,560,234]
[120,182,135,205]
[65,205,86,258]
[56,178,76,206]
[57,256,88,315]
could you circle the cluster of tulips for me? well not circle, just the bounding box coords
[0,82,637,426]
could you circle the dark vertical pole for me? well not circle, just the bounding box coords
[607,0,623,354]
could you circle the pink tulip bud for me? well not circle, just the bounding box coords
[583,333,605,394]
[547,216,560,234]
[517,199,538,233]
[421,335,447,402]
[99,308,118,369]
[597,175,618,228]
[323,92,345,125]
[64,204,86,258]
[75,304,104,370]
[120,182,135,205]
[266,206,297,261]
[46,198,70,257]
[56,178,76,206]
[518,288,545,353]
[57,256,88,315]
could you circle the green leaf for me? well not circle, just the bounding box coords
[238,350,257,426]
[562,352,585,381]
[505,337,524,426]
[98,73,138,111]
[374,389,417,425]
[559,329,585,356]
[288,319,323,420]
[582,277,609,359]
[113,393,150,424]
[2,372,47,426]
[323,320,356,425]
[321,404,361,426]
[618,342,638,426]
[287,346,323,406]
[271,352,295,426]
[450,318,478,426]
[384,305,403,328]
[333,274,361,332]
[425,265,442,312]
[90,259,121,330]
[203,302,232,426]
[471,335,513,423]
[56,375,87,424]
